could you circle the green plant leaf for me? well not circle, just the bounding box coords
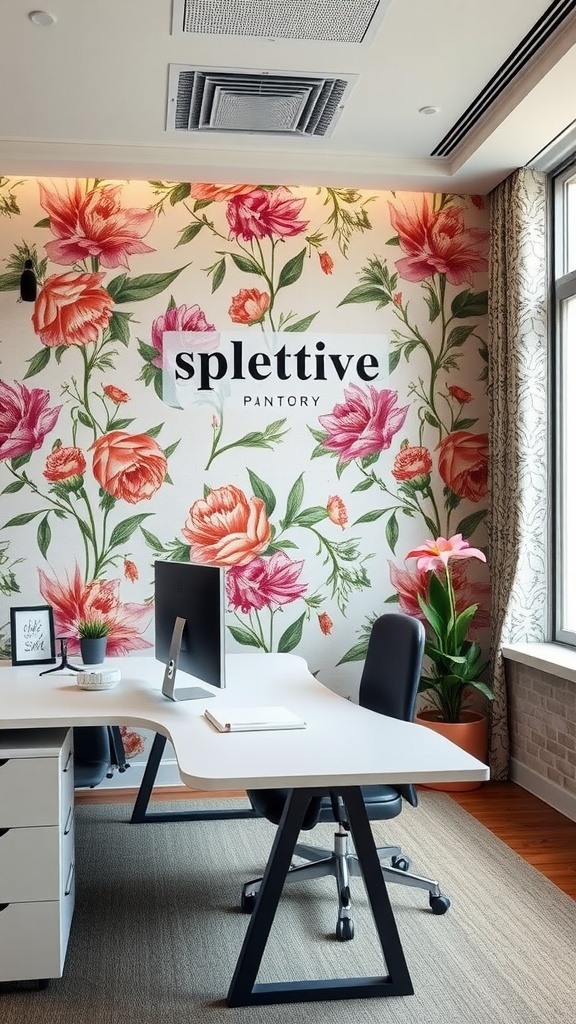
[284,311,319,332]
[37,514,51,559]
[451,289,488,319]
[227,625,264,648]
[278,613,305,653]
[277,248,306,290]
[211,258,226,293]
[455,508,487,538]
[230,253,262,275]
[293,506,328,527]
[338,283,389,307]
[107,266,189,303]
[246,469,276,516]
[385,512,399,553]
[177,222,204,246]
[3,510,44,527]
[109,514,153,549]
[283,475,304,525]
[23,347,51,380]
[2,480,25,494]
[0,270,21,292]
[169,183,191,205]
[337,637,369,665]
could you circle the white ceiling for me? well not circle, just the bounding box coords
[1,0,576,194]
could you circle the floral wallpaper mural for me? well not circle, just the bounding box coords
[0,176,490,782]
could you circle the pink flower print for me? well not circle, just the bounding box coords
[38,566,152,656]
[226,187,309,241]
[318,385,409,464]
[0,380,61,460]
[226,552,307,613]
[39,181,155,269]
[150,303,219,369]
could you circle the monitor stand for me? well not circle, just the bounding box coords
[161,616,215,702]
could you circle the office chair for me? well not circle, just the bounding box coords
[241,612,451,941]
[73,726,130,788]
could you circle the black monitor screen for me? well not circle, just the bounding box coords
[154,560,226,697]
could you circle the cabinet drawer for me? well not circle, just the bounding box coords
[0,825,60,902]
[0,900,68,982]
[0,758,61,827]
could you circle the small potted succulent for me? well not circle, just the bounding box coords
[77,618,110,665]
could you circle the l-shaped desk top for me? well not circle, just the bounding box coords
[0,652,489,790]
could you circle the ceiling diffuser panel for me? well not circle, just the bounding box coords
[167,66,357,137]
[171,0,391,44]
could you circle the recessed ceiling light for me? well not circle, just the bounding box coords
[28,11,57,26]
[418,105,441,116]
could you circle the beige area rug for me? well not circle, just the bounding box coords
[1,792,575,1024]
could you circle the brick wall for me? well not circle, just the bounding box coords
[507,660,576,796]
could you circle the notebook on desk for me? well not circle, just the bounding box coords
[204,706,306,733]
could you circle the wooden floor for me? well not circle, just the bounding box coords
[78,780,576,900]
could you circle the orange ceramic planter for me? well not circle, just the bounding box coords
[416,710,488,792]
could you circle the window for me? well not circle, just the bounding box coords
[552,159,576,645]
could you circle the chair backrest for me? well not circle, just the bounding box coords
[359,612,425,720]
[358,612,425,807]
[73,726,114,789]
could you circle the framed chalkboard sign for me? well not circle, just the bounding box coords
[10,605,56,666]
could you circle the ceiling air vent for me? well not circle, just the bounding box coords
[166,66,357,138]
[171,0,391,44]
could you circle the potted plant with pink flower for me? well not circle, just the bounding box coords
[405,533,493,789]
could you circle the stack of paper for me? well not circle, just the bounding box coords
[204,706,306,733]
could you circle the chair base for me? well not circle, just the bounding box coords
[242,828,450,939]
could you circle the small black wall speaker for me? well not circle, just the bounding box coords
[20,259,37,302]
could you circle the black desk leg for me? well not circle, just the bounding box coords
[129,732,256,824]
[227,785,414,1007]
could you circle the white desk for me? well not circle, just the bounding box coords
[0,654,489,1005]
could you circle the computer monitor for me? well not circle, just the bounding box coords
[154,560,226,701]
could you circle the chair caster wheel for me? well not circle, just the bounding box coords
[241,886,257,913]
[335,917,354,941]
[391,855,410,871]
[429,894,450,915]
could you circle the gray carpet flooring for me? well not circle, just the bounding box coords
[1,791,575,1024]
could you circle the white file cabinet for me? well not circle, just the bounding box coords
[0,728,75,985]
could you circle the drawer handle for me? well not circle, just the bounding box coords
[63,806,74,836]
[0,828,9,839]
[64,862,75,897]
[62,749,73,773]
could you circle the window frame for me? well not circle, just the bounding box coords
[551,158,576,646]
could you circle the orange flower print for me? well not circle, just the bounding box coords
[189,183,257,202]
[90,431,167,504]
[44,445,86,482]
[319,251,334,275]
[448,384,473,404]
[436,431,488,502]
[39,181,155,269]
[391,445,432,483]
[229,288,270,325]
[182,484,272,566]
[103,384,130,404]
[327,495,348,528]
[318,612,333,635]
[393,292,403,307]
[124,559,139,582]
[32,272,114,347]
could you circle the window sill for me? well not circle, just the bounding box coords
[501,642,576,683]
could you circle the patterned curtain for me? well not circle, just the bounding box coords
[487,167,548,779]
